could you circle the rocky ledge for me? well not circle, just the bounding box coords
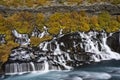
[0,3,120,15]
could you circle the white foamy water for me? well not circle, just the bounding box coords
[30,62,35,71]
[79,31,120,62]
[44,60,49,72]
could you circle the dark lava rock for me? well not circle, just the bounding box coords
[107,31,120,53]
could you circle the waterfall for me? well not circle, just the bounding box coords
[39,26,49,38]
[78,31,120,62]
[4,30,120,75]
[101,33,120,60]
[30,62,35,71]
[44,61,49,72]
[42,42,49,51]
[61,63,72,70]
[54,42,62,55]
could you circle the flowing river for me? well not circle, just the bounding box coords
[1,60,120,80]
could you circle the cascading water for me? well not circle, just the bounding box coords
[30,62,35,71]
[78,31,120,62]
[44,61,49,72]
[3,30,120,75]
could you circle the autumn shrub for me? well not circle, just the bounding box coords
[98,11,111,30]
[0,0,120,8]
[30,36,52,46]
[0,41,19,63]
[35,13,45,30]
[0,0,51,8]
[110,0,120,5]
[65,0,83,5]
[106,20,120,32]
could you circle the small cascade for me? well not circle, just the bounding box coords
[58,29,64,38]
[42,42,49,51]
[44,61,49,72]
[78,31,120,62]
[54,42,62,55]
[59,29,63,35]
[30,62,35,71]
[100,32,120,60]
[61,63,72,70]
[31,26,49,38]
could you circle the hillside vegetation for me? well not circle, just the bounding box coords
[0,0,119,8]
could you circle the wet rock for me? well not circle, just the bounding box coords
[107,31,120,53]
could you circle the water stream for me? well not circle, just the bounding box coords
[2,60,120,80]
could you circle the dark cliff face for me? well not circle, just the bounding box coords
[40,32,83,52]
[107,31,120,53]
[39,31,102,53]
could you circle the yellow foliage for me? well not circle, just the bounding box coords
[6,12,34,33]
[65,0,83,5]
[25,0,34,7]
[0,0,50,8]
[117,15,120,22]
[30,36,52,46]
[36,13,45,30]
[0,41,19,63]
[91,15,98,26]
[0,0,119,8]
[80,22,90,31]
[98,11,111,29]
[110,0,120,5]
[48,22,61,35]
[106,20,120,32]
[35,0,48,6]
[90,15,101,30]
